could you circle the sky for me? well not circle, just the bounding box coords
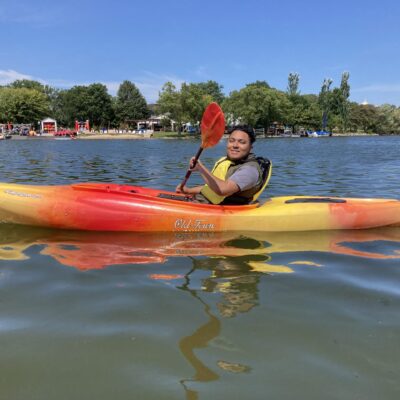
[1,0,400,106]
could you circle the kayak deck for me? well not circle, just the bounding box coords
[0,182,399,232]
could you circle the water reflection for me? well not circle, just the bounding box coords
[1,225,400,270]
[1,225,400,398]
[178,254,260,399]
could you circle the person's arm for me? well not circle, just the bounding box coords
[175,184,203,195]
[191,158,240,196]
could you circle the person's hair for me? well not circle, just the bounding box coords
[228,125,256,144]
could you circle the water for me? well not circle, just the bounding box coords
[0,136,399,400]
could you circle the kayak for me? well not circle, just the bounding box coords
[0,182,399,232]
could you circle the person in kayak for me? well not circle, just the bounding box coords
[176,125,271,205]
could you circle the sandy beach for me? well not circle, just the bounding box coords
[78,133,153,140]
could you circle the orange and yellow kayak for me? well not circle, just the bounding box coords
[0,182,399,232]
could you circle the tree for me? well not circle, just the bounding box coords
[157,81,219,131]
[348,103,380,133]
[285,94,323,132]
[48,88,67,125]
[287,72,300,97]
[8,79,60,119]
[376,104,400,134]
[8,79,45,92]
[338,72,350,132]
[158,82,185,132]
[0,87,50,124]
[286,73,302,132]
[56,84,114,129]
[223,84,289,129]
[245,80,271,89]
[180,82,213,124]
[196,80,225,104]
[86,83,115,129]
[298,95,323,129]
[318,78,333,130]
[59,86,91,127]
[114,80,150,126]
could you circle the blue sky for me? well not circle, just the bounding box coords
[1,0,399,105]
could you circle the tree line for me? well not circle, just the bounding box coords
[0,74,399,134]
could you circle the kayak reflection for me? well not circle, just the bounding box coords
[0,225,399,271]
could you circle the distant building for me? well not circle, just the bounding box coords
[129,114,177,132]
[40,118,57,134]
[75,120,90,133]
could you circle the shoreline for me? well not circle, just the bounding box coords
[76,132,383,139]
[4,132,392,141]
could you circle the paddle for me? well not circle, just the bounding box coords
[179,102,225,191]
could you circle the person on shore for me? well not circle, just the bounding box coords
[176,125,272,205]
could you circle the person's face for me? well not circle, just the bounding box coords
[226,130,252,161]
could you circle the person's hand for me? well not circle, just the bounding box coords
[176,183,188,194]
[189,157,203,172]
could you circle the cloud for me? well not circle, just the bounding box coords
[0,69,34,85]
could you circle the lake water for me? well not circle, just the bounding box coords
[0,136,399,400]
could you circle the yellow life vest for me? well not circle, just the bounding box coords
[200,156,272,205]
[200,157,234,204]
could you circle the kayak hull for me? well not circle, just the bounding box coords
[0,182,399,232]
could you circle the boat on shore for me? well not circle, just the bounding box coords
[53,129,77,139]
[307,130,332,137]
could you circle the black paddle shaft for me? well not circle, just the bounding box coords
[179,146,204,189]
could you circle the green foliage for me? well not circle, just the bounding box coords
[114,81,150,125]
[158,82,186,131]
[348,103,380,133]
[376,104,400,133]
[286,94,321,131]
[8,79,45,92]
[338,72,350,131]
[246,80,271,89]
[222,83,289,128]
[180,83,213,124]
[56,84,114,129]
[158,81,222,130]
[0,87,50,124]
[318,78,333,129]
[287,73,300,97]
[86,83,115,128]
[317,73,351,132]
[196,80,225,104]
[1,76,398,134]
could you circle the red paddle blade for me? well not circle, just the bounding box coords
[200,102,225,149]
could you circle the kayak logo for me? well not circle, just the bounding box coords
[174,218,215,231]
[4,189,42,199]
